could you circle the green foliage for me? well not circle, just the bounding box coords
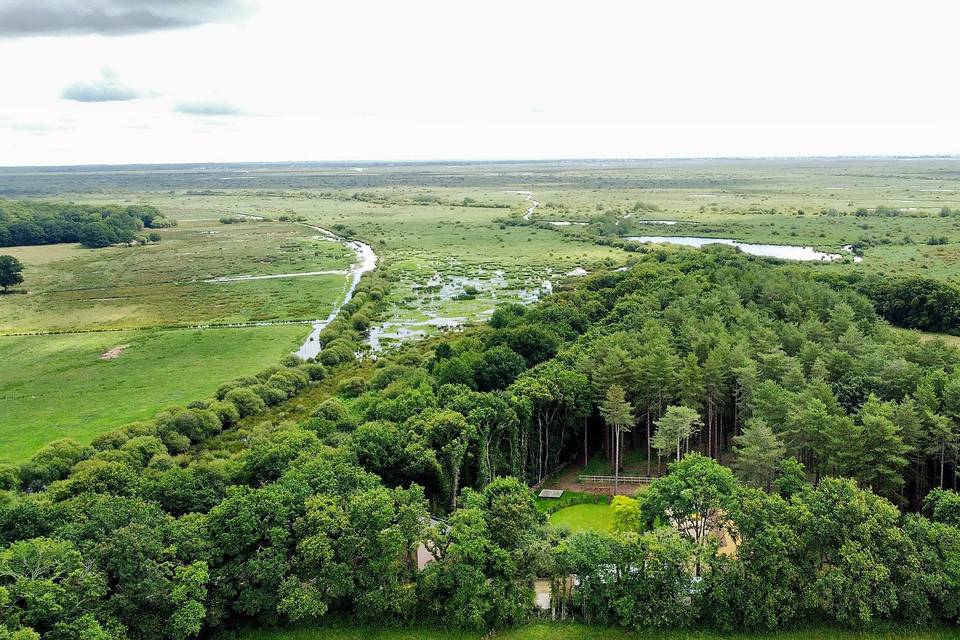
[732,419,785,490]
[0,199,172,249]
[641,454,737,548]
[652,406,701,461]
[610,495,642,533]
[0,255,24,291]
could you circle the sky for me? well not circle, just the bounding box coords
[0,0,958,166]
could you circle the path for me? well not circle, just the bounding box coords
[206,269,347,283]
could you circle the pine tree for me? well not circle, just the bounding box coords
[853,394,911,498]
[732,418,785,490]
[600,384,633,495]
[652,405,702,462]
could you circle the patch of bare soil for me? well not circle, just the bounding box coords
[99,345,129,360]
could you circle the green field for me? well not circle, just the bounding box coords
[0,325,307,462]
[548,504,614,533]
[5,157,960,459]
[237,623,960,640]
[0,219,352,333]
[0,213,354,461]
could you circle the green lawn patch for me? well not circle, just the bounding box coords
[548,503,614,534]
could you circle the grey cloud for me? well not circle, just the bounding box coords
[174,101,244,116]
[61,68,152,102]
[0,0,249,37]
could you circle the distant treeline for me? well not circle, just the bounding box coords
[819,272,960,335]
[0,199,175,248]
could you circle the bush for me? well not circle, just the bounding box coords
[208,399,242,427]
[0,463,20,491]
[156,407,222,443]
[119,436,168,467]
[20,438,93,490]
[90,429,129,451]
[252,384,288,406]
[338,376,367,397]
[298,363,326,381]
[266,369,309,395]
[224,387,267,417]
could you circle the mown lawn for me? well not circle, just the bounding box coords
[0,325,307,462]
[548,503,614,533]
[237,623,960,640]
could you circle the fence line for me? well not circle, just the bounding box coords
[577,474,655,484]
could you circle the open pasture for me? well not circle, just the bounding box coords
[0,325,306,462]
[0,219,352,333]
[0,207,356,460]
[5,158,960,458]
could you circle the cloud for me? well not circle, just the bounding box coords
[62,68,152,102]
[174,100,244,116]
[0,0,249,37]
[0,120,76,133]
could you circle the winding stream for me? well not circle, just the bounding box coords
[293,225,377,359]
[506,190,540,220]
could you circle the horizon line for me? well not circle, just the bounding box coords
[2,153,960,171]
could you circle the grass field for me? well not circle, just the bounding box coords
[0,325,307,462]
[237,623,960,640]
[129,190,629,345]
[5,158,960,459]
[0,213,354,461]
[548,504,614,533]
[0,220,352,333]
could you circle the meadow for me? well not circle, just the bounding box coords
[0,214,355,460]
[0,325,306,462]
[4,157,960,459]
[548,503,614,533]
[0,219,352,333]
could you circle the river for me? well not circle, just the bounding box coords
[623,236,862,262]
[293,225,378,360]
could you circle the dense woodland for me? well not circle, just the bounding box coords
[6,247,960,638]
[0,199,175,248]
[507,206,960,336]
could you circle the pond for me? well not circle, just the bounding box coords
[623,236,859,262]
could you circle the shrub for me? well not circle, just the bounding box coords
[298,363,326,381]
[208,399,242,427]
[252,384,287,406]
[266,369,309,395]
[20,439,93,490]
[224,387,267,417]
[338,376,367,397]
[0,463,20,491]
[120,436,168,466]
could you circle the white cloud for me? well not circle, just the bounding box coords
[0,0,958,165]
[174,100,244,116]
[62,68,152,102]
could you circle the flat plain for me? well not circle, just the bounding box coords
[4,158,960,461]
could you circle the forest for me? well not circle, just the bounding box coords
[0,199,175,248]
[5,246,960,638]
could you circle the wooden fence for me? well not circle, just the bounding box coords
[577,474,656,485]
